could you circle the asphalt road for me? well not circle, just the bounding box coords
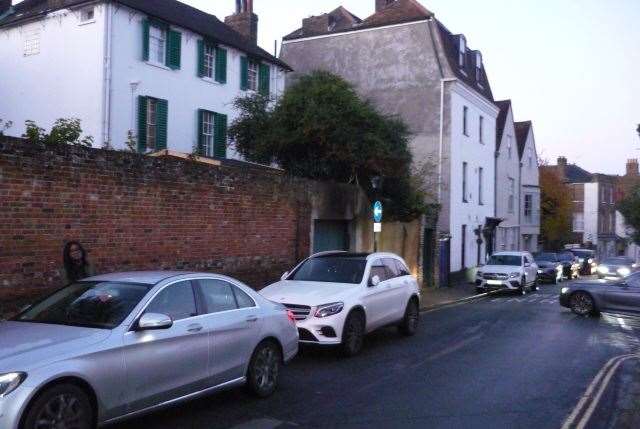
[113,280,640,429]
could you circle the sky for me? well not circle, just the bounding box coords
[179,0,640,176]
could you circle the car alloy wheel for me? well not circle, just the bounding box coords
[23,384,93,429]
[341,312,365,357]
[570,292,595,317]
[399,299,419,336]
[247,341,281,398]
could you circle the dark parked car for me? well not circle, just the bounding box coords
[569,248,597,275]
[557,251,580,279]
[597,257,638,279]
[560,272,640,316]
[533,253,563,284]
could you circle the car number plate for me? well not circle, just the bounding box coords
[487,280,502,285]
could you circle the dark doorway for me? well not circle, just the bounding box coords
[313,220,349,253]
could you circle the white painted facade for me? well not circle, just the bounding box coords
[518,126,540,253]
[495,105,521,252]
[0,2,286,155]
[448,83,498,271]
[583,182,599,245]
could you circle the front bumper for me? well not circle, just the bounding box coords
[294,311,347,346]
[476,278,522,291]
[0,384,34,429]
[537,269,558,282]
[559,291,571,308]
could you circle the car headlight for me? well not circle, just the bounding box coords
[561,287,570,294]
[618,267,631,276]
[598,266,609,274]
[633,263,638,269]
[509,272,520,279]
[578,258,585,263]
[0,372,27,397]
[315,302,344,318]
[537,269,543,274]
[588,258,594,264]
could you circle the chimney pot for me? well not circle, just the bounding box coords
[302,14,330,35]
[225,1,258,44]
[557,156,568,166]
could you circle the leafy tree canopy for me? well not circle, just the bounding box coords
[540,166,573,250]
[229,71,429,221]
[23,118,94,147]
[618,185,640,245]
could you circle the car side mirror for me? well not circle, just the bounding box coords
[137,313,173,331]
[281,271,289,281]
[369,275,381,287]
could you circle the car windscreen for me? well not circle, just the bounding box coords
[486,255,522,266]
[13,282,151,329]
[534,253,557,262]
[289,257,367,284]
[602,258,633,266]
[571,250,593,258]
[558,253,575,261]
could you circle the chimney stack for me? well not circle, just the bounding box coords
[225,0,258,44]
[557,156,568,166]
[0,0,11,16]
[375,0,395,12]
[626,159,639,177]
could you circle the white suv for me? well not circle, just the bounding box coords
[475,251,539,295]
[260,251,421,357]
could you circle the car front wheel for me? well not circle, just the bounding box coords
[570,291,597,317]
[22,383,94,429]
[341,311,365,357]
[246,340,281,398]
[399,299,419,336]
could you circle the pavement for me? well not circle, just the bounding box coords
[111,280,640,429]
[420,280,482,310]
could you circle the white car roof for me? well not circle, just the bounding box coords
[492,251,528,256]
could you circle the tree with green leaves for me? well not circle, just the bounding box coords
[229,71,429,221]
[23,118,94,147]
[618,185,640,245]
[540,165,573,250]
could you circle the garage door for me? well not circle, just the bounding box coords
[313,220,349,253]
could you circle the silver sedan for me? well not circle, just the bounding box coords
[559,271,640,316]
[0,271,298,429]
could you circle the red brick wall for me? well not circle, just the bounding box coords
[0,137,313,315]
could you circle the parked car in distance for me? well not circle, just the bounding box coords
[260,251,421,357]
[569,248,598,275]
[533,252,563,284]
[0,272,298,429]
[557,251,581,279]
[597,257,638,280]
[560,272,640,316]
[475,251,539,295]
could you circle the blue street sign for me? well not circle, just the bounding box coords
[373,201,383,223]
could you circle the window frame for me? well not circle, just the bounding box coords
[247,60,259,92]
[139,280,200,324]
[23,28,41,56]
[146,98,158,150]
[462,161,468,203]
[194,277,257,315]
[478,167,484,206]
[462,106,469,136]
[148,23,167,66]
[524,194,533,222]
[479,115,484,144]
[201,110,215,157]
[203,42,216,79]
[508,178,515,213]
[368,259,391,284]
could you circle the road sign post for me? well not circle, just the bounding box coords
[373,201,382,252]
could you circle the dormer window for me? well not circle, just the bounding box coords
[475,51,482,82]
[458,35,466,68]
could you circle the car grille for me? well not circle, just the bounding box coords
[483,273,508,280]
[283,303,312,320]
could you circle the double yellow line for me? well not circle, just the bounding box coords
[561,353,639,429]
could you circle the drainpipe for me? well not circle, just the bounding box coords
[518,160,522,249]
[102,2,113,146]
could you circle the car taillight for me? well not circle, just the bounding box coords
[286,310,296,324]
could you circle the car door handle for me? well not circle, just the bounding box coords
[246,316,259,323]
[187,324,203,333]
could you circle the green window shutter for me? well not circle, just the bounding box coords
[197,40,205,77]
[197,109,205,156]
[156,99,168,150]
[142,20,150,61]
[215,47,227,84]
[240,56,249,90]
[214,112,227,159]
[166,30,182,69]
[137,96,148,153]
[259,63,270,96]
